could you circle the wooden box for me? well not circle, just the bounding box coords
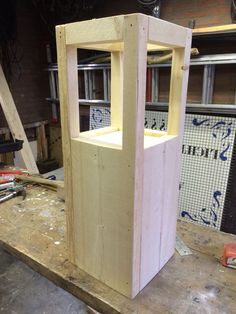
[56,14,192,298]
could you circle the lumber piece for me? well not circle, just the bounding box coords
[15,174,64,189]
[0,65,39,174]
[56,25,80,263]
[36,124,48,161]
[193,24,236,35]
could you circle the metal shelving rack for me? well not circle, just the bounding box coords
[46,53,236,121]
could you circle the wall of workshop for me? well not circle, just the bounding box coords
[161,0,232,28]
[0,0,50,127]
[93,0,232,28]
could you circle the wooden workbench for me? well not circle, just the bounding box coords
[0,185,235,313]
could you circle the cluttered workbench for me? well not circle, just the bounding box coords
[0,169,236,314]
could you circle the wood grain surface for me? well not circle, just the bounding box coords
[0,185,235,313]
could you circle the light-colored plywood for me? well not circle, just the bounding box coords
[140,142,164,287]
[65,15,124,46]
[167,31,192,137]
[111,52,123,128]
[148,15,189,48]
[159,137,180,268]
[0,65,39,174]
[36,124,48,161]
[162,30,192,267]
[56,13,192,298]
[76,43,123,52]
[71,142,134,296]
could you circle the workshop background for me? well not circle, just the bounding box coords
[0,0,236,234]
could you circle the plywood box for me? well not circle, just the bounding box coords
[56,13,192,298]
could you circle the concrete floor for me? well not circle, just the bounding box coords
[0,247,88,314]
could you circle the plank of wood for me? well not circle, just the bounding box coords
[0,65,39,174]
[56,26,80,263]
[193,24,236,35]
[0,187,236,314]
[148,15,190,48]
[73,43,123,52]
[177,220,236,260]
[36,124,48,161]
[65,15,124,46]
[160,30,192,268]
[140,142,164,286]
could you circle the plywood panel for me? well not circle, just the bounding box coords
[71,141,134,296]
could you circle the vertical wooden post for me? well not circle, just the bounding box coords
[56,25,80,263]
[110,52,123,129]
[167,31,192,137]
[122,14,149,293]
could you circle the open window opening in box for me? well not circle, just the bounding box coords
[77,47,174,150]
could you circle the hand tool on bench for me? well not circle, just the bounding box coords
[15,174,64,200]
[0,186,26,203]
[0,181,15,191]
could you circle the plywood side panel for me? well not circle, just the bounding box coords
[56,26,80,263]
[122,14,149,296]
[160,137,179,268]
[111,52,123,129]
[140,143,164,289]
[76,43,123,52]
[71,140,135,297]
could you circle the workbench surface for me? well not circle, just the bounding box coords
[0,185,235,314]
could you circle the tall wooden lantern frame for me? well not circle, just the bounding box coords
[56,13,192,298]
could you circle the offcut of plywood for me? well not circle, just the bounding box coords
[56,13,192,298]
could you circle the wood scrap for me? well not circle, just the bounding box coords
[15,174,64,192]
